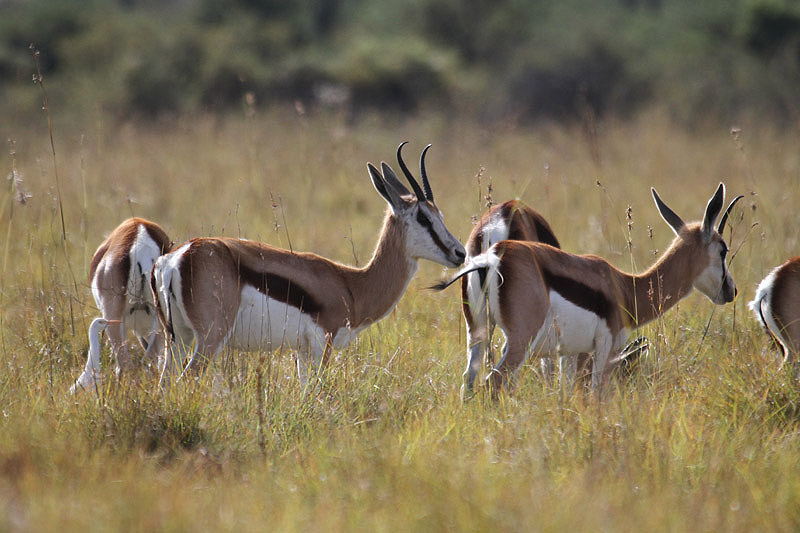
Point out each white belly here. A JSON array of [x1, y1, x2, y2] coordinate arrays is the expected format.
[[531, 291, 609, 356], [231, 285, 326, 353]]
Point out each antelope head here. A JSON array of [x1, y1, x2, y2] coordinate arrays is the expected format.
[[652, 183, 743, 304], [367, 142, 466, 268]]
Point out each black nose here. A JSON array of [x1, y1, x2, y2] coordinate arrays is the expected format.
[[454, 249, 466, 264], [724, 283, 737, 303]]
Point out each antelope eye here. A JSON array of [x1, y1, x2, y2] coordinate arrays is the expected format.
[[720, 244, 728, 260]]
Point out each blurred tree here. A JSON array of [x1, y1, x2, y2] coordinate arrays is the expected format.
[[743, 0, 800, 56], [0, 0, 798, 126]]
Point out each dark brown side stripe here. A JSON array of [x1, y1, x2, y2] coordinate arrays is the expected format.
[[542, 268, 612, 320], [238, 264, 323, 315], [179, 242, 323, 316]]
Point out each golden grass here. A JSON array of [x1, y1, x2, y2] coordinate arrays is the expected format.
[[1, 105, 800, 530]]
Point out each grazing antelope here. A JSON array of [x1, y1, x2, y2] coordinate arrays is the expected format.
[[71, 218, 172, 393], [749, 256, 800, 369], [460, 200, 581, 396], [434, 183, 742, 395], [152, 143, 466, 386]]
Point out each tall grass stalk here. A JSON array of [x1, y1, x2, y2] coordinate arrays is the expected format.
[[30, 45, 79, 336]]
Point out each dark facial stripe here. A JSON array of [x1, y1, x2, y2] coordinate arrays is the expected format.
[[542, 268, 612, 320], [428, 227, 451, 257], [417, 208, 452, 258], [238, 264, 323, 315]]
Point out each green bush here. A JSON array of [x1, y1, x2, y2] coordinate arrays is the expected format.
[[2, 0, 800, 126], [0, 0, 102, 80]]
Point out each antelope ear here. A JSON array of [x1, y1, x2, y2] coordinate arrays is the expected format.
[[368, 163, 403, 213], [380, 162, 412, 197], [652, 187, 685, 236], [701, 183, 725, 243]]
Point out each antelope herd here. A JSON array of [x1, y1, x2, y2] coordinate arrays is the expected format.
[[69, 143, 797, 398]]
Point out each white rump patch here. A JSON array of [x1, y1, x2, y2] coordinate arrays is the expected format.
[[481, 215, 510, 252], [749, 267, 783, 341]]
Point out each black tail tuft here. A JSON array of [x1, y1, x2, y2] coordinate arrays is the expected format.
[[428, 279, 455, 291], [428, 265, 487, 292]]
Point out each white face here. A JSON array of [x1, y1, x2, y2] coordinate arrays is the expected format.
[[694, 238, 736, 304], [405, 202, 466, 268]]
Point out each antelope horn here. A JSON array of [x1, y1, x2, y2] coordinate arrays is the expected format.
[[717, 194, 744, 235], [420, 144, 434, 202], [396, 141, 426, 201]]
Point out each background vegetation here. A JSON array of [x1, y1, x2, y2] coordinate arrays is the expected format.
[[2, 0, 800, 127], [2, 0, 800, 530]]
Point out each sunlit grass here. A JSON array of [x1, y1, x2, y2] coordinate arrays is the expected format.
[[1, 106, 799, 530]]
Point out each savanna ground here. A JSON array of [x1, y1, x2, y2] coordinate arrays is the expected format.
[[2, 103, 800, 531]]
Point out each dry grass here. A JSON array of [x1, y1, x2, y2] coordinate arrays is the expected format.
[[1, 105, 800, 531]]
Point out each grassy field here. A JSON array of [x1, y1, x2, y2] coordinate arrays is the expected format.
[[1, 104, 800, 531]]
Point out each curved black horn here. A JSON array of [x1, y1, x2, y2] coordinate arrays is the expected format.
[[396, 141, 426, 201], [420, 144, 434, 201], [717, 194, 744, 235]]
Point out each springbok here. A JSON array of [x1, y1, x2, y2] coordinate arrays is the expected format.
[[749, 256, 800, 370], [434, 183, 742, 395], [152, 143, 466, 386], [460, 200, 581, 396], [71, 217, 172, 393]]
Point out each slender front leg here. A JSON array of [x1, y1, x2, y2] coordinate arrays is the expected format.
[[297, 333, 332, 392], [539, 357, 555, 384], [591, 332, 615, 392], [558, 354, 577, 390], [576, 352, 593, 386]]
